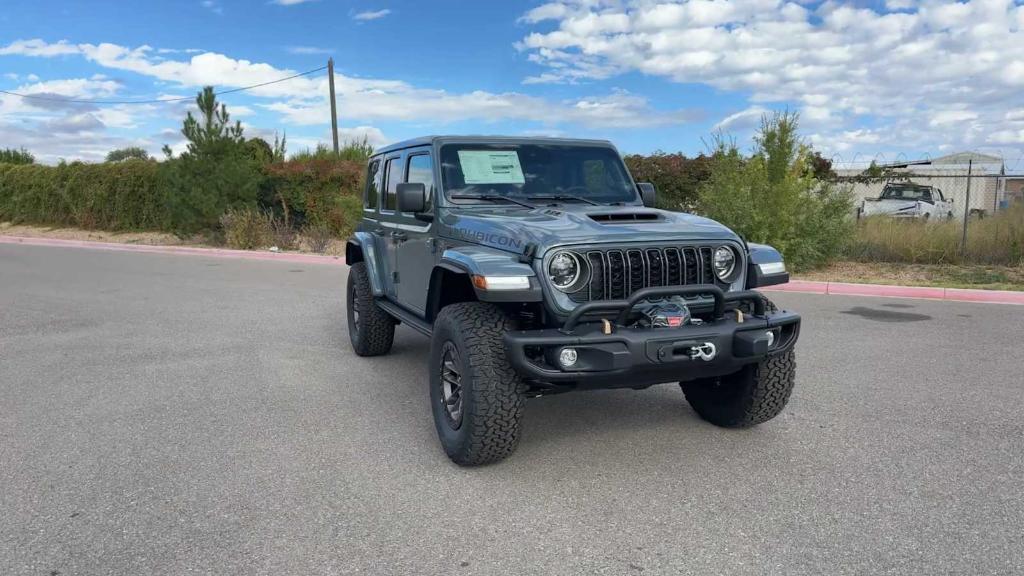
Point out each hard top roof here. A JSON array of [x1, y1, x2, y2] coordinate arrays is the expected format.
[[373, 135, 615, 156]]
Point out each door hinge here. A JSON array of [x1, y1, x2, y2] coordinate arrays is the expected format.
[[392, 271, 400, 283]]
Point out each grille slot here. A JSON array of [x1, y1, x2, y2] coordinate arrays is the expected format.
[[683, 247, 699, 284], [567, 244, 735, 303], [699, 247, 714, 284]]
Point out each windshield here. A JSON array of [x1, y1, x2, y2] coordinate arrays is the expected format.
[[881, 184, 933, 201], [440, 143, 638, 205]]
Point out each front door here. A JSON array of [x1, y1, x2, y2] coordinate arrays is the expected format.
[[393, 150, 436, 314]]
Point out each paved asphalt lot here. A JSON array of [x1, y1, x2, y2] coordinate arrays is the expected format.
[[2, 244, 1022, 576]]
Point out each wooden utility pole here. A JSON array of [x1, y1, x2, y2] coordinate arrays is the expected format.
[[328, 57, 339, 153]]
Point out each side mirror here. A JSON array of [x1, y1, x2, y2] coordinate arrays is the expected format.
[[637, 182, 656, 207], [396, 182, 427, 213]]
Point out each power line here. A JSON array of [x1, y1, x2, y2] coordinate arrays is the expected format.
[[0, 65, 327, 105]]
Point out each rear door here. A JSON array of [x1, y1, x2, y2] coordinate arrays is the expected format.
[[362, 157, 391, 293], [377, 153, 403, 299]]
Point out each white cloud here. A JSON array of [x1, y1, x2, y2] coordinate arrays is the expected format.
[[0, 38, 80, 57], [929, 110, 978, 127], [885, 0, 917, 11], [519, 3, 570, 23], [517, 0, 1024, 158], [263, 88, 695, 129], [988, 129, 1024, 144], [1, 38, 693, 130], [1, 38, 698, 162], [353, 9, 391, 21], [286, 45, 333, 55], [200, 0, 223, 15], [713, 106, 770, 132]]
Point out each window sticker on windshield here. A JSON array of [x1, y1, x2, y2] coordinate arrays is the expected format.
[[457, 150, 525, 184]]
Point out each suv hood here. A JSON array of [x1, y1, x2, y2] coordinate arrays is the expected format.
[[439, 204, 740, 255]]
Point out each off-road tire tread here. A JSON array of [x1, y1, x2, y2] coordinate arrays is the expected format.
[[740, 293, 779, 315], [682, 349, 796, 428], [432, 303, 526, 466], [347, 262, 394, 356]]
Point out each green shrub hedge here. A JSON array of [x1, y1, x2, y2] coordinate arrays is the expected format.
[[262, 157, 364, 236], [0, 160, 168, 231], [0, 156, 366, 238]]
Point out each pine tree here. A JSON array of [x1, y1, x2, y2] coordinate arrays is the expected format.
[[181, 87, 245, 157], [162, 87, 262, 234]]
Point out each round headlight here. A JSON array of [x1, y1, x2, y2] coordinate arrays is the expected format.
[[713, 246, 737, 281], [548, 251, 583, 292]]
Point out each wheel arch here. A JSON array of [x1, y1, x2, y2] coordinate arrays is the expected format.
[[426, 263, 479, 323], [346, 232, 386, 297]]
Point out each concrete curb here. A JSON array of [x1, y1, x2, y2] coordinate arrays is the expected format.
[[0, 235, 345, 266], [4, 234, 1022, 305], [763, 279, 1024, 305]]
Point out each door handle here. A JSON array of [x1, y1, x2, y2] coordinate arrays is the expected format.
[[372, 228, 386, 236], [391, 231, 408, 242]]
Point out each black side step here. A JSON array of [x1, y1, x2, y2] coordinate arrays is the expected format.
[[376, 299, 433, 337]]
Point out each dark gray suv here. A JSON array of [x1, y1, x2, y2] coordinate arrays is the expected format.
[[346, 136, 799, 465]]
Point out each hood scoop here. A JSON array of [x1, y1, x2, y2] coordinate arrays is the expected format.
[[588, 211, 663, 224]]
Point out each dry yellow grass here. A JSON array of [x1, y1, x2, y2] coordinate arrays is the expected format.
[[846, 204, 1024, 266], [0, 221, 347, 257], [0, 222, 189, 246], [797, 261, 1024, 291]]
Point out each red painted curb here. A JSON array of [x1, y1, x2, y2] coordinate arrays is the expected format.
[[763, 279, 1024, 305], [828, 281, 947, 300], [4, 234, 1022, 305], [0, 235, 345, 266], [943, 288, 1024, 305], [758, 280, 827, 294]]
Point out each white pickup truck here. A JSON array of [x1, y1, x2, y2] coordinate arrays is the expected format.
[[860, 183, 954, 221]]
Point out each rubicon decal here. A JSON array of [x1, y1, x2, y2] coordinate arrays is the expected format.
[[450, 227, 523, 250]]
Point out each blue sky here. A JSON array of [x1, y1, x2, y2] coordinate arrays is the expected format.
[[2, 0, 1023, 167]]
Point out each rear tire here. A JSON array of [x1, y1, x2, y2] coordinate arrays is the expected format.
[[681, 350, 796, 428], [429, 302, 526, 466], [346, 262, 395, 356]]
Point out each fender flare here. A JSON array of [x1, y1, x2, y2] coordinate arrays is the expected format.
[[745, 243, 789, 288], [346, 232, 386, 297], [435, 245, 542, 303]]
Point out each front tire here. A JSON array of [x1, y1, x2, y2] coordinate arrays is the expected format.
[[346, 262, 395, 356], [681, 350, 796, 428], [429, 303, 526, 466]]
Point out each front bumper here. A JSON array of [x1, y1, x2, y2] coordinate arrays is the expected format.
[[503, 285, 800, 389]]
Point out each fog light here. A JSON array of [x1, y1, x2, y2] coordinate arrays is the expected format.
[[765, 330, 776, 347], [558, 347, 578, 368]]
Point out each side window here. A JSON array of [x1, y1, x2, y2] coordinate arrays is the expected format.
[[405, 153, 434, 213], [365, 159, 380, 210], [383, 157, 400, 212]]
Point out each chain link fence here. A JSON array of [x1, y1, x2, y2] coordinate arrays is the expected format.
[[828, 154, 1024, 263]]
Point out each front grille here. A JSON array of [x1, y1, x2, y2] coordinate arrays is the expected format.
[[568, 245, 734, 303]]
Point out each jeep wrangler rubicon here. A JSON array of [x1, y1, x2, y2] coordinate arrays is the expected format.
[[345, 136, 799, 466]]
